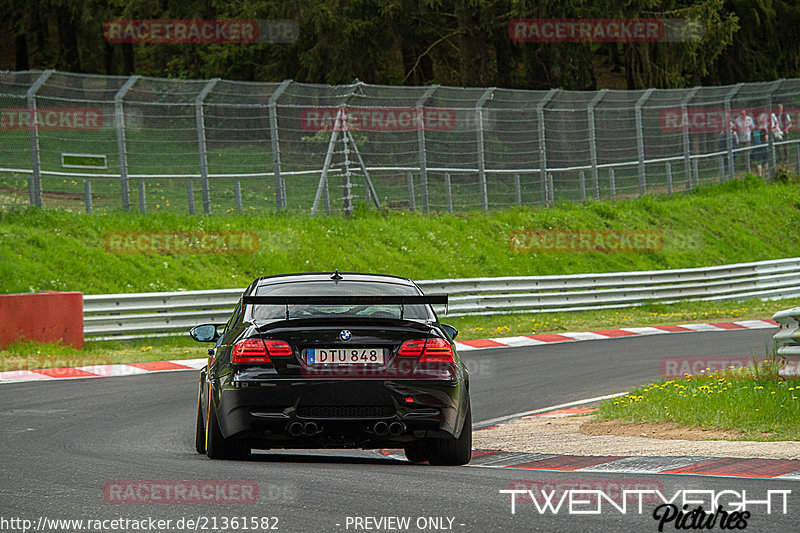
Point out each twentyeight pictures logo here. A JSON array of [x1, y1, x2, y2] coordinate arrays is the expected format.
[[103, 19, 298, 43]]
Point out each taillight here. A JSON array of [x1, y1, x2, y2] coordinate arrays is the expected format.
[[264, 340, 293, 357], [398, 339, 426, 357], [398, 338, 454, 363], [418, 338, 454, 363], [231, 338, 293, 363]]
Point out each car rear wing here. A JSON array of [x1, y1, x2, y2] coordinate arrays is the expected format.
[[242, 295, 448, 320]]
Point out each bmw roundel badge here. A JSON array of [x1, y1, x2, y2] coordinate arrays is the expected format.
[[340, 330, 352, 341]]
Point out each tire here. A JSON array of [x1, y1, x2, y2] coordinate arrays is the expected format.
[[425, 405, 472, 466], [194, 375, 206, 454], [205, 389, 249, 460], [404, 443, 428, 463]]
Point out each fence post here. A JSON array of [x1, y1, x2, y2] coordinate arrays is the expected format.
[[665, 162, 672, 195], [138, 180, 146, 214], [718, 157, 724, 182], [723, 83, 743, 181], [311, 108, 342, 215], [766, 79, 784, 179], [547, 172, 555, 206], [444, 173, 453, 213], [84, 180, 92, 214], [114, 75, 140, 211], [342, 130, 353, 216], [187, 179, 195, 215], [234, 179, 243, 214], [635, 88, 655, 196], [195, 78, 219, 216], [475, 87, 495, 211], [407, 173, 416, 212], [26, 69, 54, 208], [609, 168, 616, 199], [268, 79, 292, 210], [416, 85, 438, 213], [514, 173, 521, 205], [579, 170, 586, 202], [681, 86, 700, 190], [537, 89, 558, 207], [693, 158, 699, 186], [587, 88, 607, 200], [796, 144, 800, 174]]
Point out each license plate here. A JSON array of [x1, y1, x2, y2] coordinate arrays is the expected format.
[[306, 348, 385, 365]]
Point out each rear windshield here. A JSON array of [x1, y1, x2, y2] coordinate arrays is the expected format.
[[250, 280, 434, 321]]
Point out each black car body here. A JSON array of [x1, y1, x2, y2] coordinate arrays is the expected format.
[[191, 272, 471, 465]]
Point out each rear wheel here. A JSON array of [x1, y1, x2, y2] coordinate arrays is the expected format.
[[404, 443, 428, 463], [205, 389, 249, 460], [425, 405, 472, 466], [194, 375, 206, 454]]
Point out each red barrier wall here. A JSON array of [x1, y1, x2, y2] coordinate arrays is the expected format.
[[0, 292, 84, 349]]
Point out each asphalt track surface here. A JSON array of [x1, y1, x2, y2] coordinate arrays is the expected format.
[[2, 328, 797, 532]]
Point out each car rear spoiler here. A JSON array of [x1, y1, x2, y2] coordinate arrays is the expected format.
[[243, 296, 447, 305], [242, 295, 448, 320]]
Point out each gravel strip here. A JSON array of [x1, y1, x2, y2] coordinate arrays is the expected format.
[[473, 415, 800, 460]]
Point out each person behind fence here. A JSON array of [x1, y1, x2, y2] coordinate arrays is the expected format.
[[752, 113, 770, 177], [733, 109, 755, 171], [718, 118, 736, 175], [777, 104, 793, 163]]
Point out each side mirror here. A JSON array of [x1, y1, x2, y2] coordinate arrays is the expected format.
[[190, 324, 219, 343], [441, 324, 458, 340]]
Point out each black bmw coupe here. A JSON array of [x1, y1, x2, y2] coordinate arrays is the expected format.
[[190, 271, 472, 465]]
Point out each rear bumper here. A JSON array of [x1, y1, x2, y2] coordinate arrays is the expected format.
[[213, 377, 468, 448]]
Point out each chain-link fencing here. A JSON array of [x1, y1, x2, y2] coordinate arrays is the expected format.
[[2, 70, 799, 215]]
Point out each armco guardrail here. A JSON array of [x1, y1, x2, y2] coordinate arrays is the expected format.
[[83, 257, 800, 339], [772, 306, 800, 377]]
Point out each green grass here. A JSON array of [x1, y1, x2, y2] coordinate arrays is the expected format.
[[2, 173, 800, 295], [2, 173, 800, 367], [594, 362, 800, 441]]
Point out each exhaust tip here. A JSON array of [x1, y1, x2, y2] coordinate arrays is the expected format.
[[373, 421, 389, 436], [303, 422, 318, 435], [287, 422, 304, 437], [388, 422, 406, 437]]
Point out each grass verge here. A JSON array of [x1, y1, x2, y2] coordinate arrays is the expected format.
[[2, 174, 799, 369], [2, 174, 800, 295], [594, 361, 800, 441], [1, 295, 793, 371]]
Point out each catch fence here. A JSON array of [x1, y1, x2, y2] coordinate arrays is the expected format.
[[2, 70, 799, 215]]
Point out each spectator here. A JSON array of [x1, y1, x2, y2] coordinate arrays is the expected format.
[[752, 113, 770, 176], [733, 109, 755, 172], [777, 104, 792, 163], [718, 118, 736, 176]]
